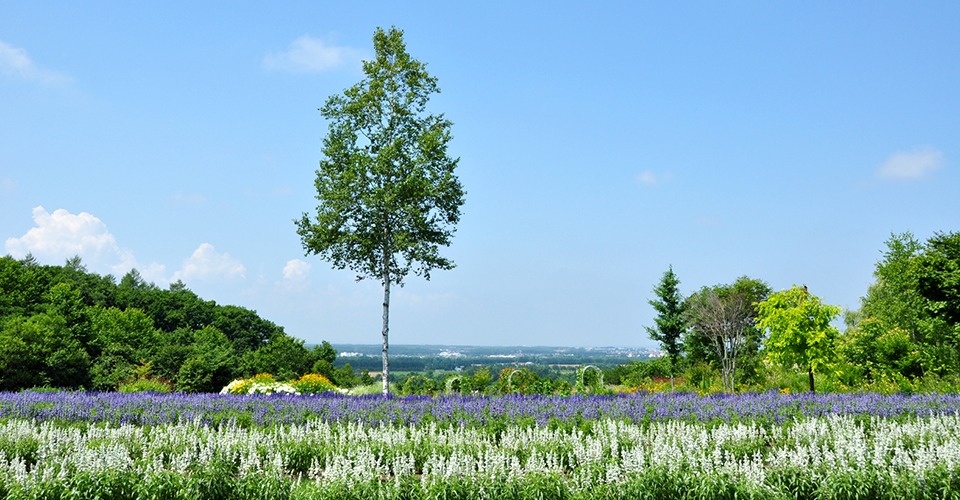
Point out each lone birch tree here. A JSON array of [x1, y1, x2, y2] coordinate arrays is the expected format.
[[296, 27, 464, 395]]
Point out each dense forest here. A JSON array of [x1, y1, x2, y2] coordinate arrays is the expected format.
[[0, 255, 366, 392]]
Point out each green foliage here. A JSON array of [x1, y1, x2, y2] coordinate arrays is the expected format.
[[465, 367, 493, 393], [401, 374, 440, 395], [854, 231, 960, 378], [240, 333, 312, 381], [176, 326, 236, 393], [0, 255, 44, 318], [0, 311, 91, 390], [842, 318, 924, 381], [684, 361, 722, 394], [757, 285, 842, 392], [213, 304, 284, 353], [118, 377, 173, 393], [118, 360, 173, 393], [0, 318, 42, 390], [314, 340, 337, 364], [333, 363, 361, 388], [311, 358, 336, 381], [152, 331, 194, 382], [493, 367, 571, 395], [291, 373, 337, 394], [296, 26, 465, 395], [295, 26, 464, 286], [605, 358, 674, 388], [90, 353, 136, 390], [0, 255, 333, 394], [310, 341, 364, 387], [915, 231, 960, 326], [684, 277, 770, 392], [860, 233, 925, 339], [438, 368, 493, 395], [646, 266, 686, 384], [90, 305, 160, 360]]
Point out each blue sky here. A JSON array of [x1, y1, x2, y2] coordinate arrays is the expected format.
[[2, 2, 958, 348]]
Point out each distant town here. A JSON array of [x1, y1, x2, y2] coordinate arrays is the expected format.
[[326, 344, 659, 373]]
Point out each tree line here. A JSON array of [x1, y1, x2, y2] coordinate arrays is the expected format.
[[0, 255, 367, 392], [643, 231, 960, 393]]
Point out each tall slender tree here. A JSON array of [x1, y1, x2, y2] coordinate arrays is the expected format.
[[296, 27, 464, 395], [646, 266, 685, 389]]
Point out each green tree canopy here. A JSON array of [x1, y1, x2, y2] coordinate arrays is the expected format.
[[684, 277, 770, 392], [854, 231, 960, 377], [645, 266, 685, 388], [756, 285, 842, 392], [296, 26, 465, 394], [858, 232, 925, 341], [240, 333, 313, 381], [0, 255, 316, 392]]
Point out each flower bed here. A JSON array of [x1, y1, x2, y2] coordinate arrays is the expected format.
[[2, 390, 960, 427], [221, 373, 338, 396], [1, 391, 959, 498]]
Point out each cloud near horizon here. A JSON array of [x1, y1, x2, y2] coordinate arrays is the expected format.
[[4, 206, 138, 274], [877, 147, 944, 180], [262, 35, 363, 73], [4, 207, 248, 287], [172, 243, 246, 283], [0, 40, 72, 85]]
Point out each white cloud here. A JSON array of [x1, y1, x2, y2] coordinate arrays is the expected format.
[[4, 206, 253, 290], [262, 35, 363, 73], [283, 259, 311, 281], [877, 147, 944, 180], [173, 243, 246, 282], [0, 40, 72, 85], [635, 170, 672, 185], [4, 206, 136, 272]]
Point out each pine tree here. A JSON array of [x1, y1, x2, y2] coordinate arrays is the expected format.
[[646, 266, 686, 389]]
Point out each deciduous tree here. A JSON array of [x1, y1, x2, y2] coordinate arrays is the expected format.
[[296, 27, 464, 394], [756, 285, 842, 392], [684, 277, 769, 393]]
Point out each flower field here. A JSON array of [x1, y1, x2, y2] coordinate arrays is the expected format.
[[2, 392, 960, 499]]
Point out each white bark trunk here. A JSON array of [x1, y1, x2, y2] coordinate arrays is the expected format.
[[381, 265, 390, 396]]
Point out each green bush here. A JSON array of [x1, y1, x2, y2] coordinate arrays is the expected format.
[[291, 373, 337, 394], [118, 377, 173, 393]]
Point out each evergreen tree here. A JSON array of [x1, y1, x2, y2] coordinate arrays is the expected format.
[[646, 266, 686, 389]]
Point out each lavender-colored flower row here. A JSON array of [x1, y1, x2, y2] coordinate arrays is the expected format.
[[1, 391, 959, 427]]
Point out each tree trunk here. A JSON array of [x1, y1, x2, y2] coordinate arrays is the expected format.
[[808, 366, 815, 393], [668, 355, 675, 391], [381, 250, 391, 396], [730, 355, 737, 393]]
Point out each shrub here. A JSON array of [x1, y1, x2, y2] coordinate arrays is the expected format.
[[292, 373, 337, 395], [118, 377, 173, 393]]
